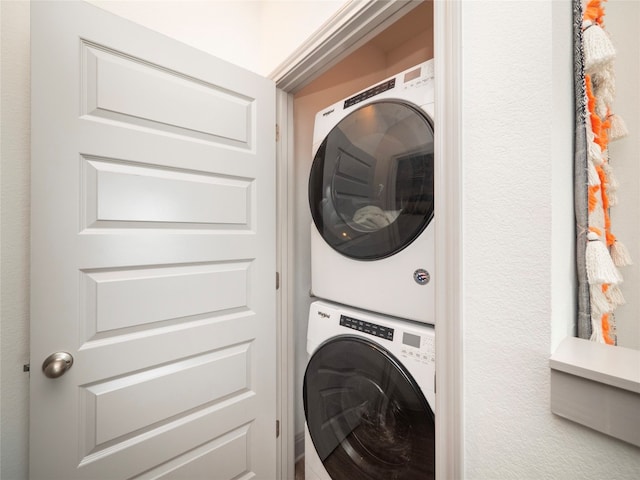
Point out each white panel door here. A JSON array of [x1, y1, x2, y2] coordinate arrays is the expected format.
[[29, 1, 276, 479]]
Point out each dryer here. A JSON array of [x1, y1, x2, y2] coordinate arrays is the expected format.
[[309, 60, 435, 324], [304, 300, 435, 480]]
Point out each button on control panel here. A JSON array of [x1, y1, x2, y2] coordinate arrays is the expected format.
[[339, 315, 394, 341]]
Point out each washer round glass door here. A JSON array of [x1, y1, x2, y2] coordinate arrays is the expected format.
[[309, 101, 434, 260], [303, 336, 435, 480]]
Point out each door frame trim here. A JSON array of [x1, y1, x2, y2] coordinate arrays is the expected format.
[[433, 1, 464, 478], [272, 0, 464, 478], [271, 0, 422, 93], [275, 89, 296, 480]]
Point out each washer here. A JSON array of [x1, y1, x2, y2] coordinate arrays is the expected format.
[[304, 300, 435, 480], [309, 60, 435, 324]]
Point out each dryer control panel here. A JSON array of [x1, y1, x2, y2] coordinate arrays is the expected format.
[[314, 59, 435, 140], [343, 79, 396, 108]]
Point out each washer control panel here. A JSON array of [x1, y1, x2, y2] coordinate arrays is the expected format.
[[337, 313, 435, 366], [309, 301, 435, 404], [400, 331, 435, 365], [340, 315, 394, 341]]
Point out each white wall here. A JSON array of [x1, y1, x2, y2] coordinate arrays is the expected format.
[[461, 1, 640, 478], [259, 0, 347, 76], [551, 0, 577, 351], [607, 0, 640, 350], [88, 0, 347, 77], [1, 2, 31, 478], [88, 0, 261, 72]]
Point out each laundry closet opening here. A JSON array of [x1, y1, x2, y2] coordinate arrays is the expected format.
[[290, 0, 434, 468]]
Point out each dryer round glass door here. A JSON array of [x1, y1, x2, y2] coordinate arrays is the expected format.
[[309, 101, 434, 260], [303, 336, 435, 480]]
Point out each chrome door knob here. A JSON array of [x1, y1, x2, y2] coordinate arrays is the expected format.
[[42, 352, 74, 379]]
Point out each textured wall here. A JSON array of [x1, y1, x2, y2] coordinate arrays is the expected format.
[[461, 1, 640, 478], [1, 2, 31, 479]]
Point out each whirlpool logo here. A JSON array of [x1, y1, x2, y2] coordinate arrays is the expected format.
[[414, 268, 431, 285], [317, 311, 330, 319], [322, 108, 334, 117]]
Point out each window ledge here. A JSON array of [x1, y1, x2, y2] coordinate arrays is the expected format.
[[550, 336, 640, 448]]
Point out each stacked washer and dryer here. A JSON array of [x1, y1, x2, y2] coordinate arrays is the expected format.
[[303, 60, 437, 480]]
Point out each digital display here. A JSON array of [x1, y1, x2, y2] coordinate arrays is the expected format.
[[403, 332, 421, 348], [404, 67, 421, 82]]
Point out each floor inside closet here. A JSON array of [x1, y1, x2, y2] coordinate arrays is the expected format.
[[295, 458, 304, 480]]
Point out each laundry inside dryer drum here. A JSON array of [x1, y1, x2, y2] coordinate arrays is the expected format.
[[309, 101, 434, 260], [303, 336, 435, 480]]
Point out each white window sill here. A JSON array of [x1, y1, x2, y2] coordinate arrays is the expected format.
[[550, 336, 640, 447]]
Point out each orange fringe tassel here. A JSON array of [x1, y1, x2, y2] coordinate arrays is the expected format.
[[588, 185, 600, 212], [586, 76, 608, 150], [601, 313, 615, 345], [585, 0, 619, 346], [586, 75, 596, 114], [604, 206, 612, 240], [600, 116, 611, 147], [584, 0, 607, 25]]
